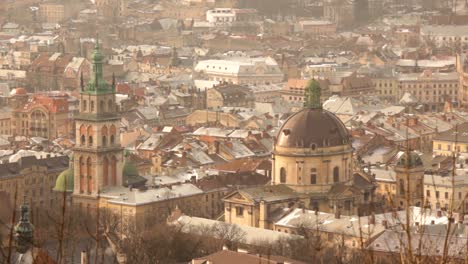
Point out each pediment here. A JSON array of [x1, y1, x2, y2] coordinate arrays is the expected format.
[[224, 191, 252, 203]]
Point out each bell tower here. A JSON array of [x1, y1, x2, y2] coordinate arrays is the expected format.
[[72, 40, 123, 205], [395, 151, 424, 208]]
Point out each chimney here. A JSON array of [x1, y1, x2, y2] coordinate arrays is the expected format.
[[415, 222, 421, 232], [81, 251, 88, 264], [382, 220, 388, 229], [369, 213, 375, 225]]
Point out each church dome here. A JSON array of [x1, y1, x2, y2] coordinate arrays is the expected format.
[[276, 108, 350, 149], [54, 168, 74, 192], [397, 151, 423, 168], [123, 160, 139, 178], [122, 155, 147, 188]]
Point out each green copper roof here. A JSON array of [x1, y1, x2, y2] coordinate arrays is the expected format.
[[122, 159, 147, 187], [169, 46, 180, 67], [397, 151, 423, 168], [15, 202, 34, 254], [54, 168, 74, 192], [82, 39, 115, 94], [304, 79, 322, 109], [123, 160, 138, 177]]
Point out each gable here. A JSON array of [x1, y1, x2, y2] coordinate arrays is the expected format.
[[223, 191, 254, 204]]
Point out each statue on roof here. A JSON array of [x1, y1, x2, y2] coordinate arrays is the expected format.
[[304, 79, 322, 109]]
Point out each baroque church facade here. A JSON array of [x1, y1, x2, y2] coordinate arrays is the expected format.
[[223, 80, 377, 229]]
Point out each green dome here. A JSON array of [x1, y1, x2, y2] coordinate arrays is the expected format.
[[397, 152, 423, 168], [122, 160, 147, 187], [54, 168, 74, 192], [123, 161, 138, 177]]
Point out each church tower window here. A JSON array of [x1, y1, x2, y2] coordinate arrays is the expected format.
[[87, 126, 93, 146], [280, 167, 286, 183], [333, 166, 339, 183], [103, 157, 109, 186], [86, 157, 93, 194], [108, 99, 113, 112], [102, 126, 108, 146]]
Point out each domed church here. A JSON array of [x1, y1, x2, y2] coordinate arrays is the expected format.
[[223, 80, 376, 229]]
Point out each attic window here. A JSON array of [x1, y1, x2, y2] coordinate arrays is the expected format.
[[311, 143, 316, 150]]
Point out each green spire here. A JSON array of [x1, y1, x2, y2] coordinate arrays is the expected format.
[[304, 79, 322, 109], [170, 46, 180, 67], [84, 38, 111, 94], [15, 201, 34, 254]]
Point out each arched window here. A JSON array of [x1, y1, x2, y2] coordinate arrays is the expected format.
[[30, 110, 47, 137], [82, 100, 87, 111], [399, 179, 405, 194], [100, 100, 104, 112], [79, 156, 84, 193], [111, 155, 117, 185], [87, 126, 93, 146], [80, 125, 86, 145], [110, 125, 116, 144], [280, 167, 286, 183], [86, 157, 93, 193], [103, 157, 109, 186], [333, 166, 339, 183], [102, 126, 108, 146]]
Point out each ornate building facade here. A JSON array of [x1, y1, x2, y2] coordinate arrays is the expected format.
[[224, 80, 376, 229]]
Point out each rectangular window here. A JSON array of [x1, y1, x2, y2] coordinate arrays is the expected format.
[[426, 190, 430, 197], [310, 168, 317, 184], [436, 191, 440, 198], [459, 192, 462, 200], [438, 144, 441, 150], [448, 145, 451, 151], [344, 200, 351, 210], [445, 192, 449, 199], [235, 207, 244, 217]]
